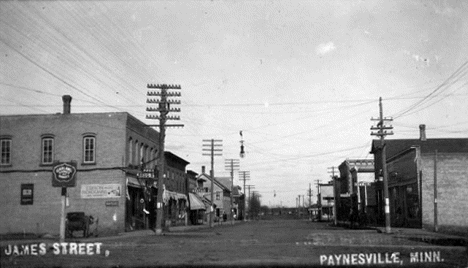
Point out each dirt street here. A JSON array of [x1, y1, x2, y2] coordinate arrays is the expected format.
[[1, 219, 467, 267]]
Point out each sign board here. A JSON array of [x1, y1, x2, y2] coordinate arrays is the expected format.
[[20, 184, 34, 205], [105, 201, 119, 207], [137, 169, 155, 179], [52, 162, 77, 187], [81, 184, 121, 199]]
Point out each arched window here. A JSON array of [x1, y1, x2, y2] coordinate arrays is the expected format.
[[140, 143, 144, 166], [149, 148, 154, 169], [145, 145, 149, 168], [134, 140, 139, 166], [128, 137, 133, 166]]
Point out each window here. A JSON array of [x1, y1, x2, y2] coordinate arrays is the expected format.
[[83, 135, 96, 164], [41, 137, 54, 164], [140, 143, 144, 166], [1, 138, 11, 165], [149, 148, 153, 169], [216, 191, 220, 200], [134, 140, 139, 166], [128, 138, 133, 166]]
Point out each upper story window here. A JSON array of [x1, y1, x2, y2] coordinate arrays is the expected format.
[[1, 138, 12, 166], [83, 134, 96, 164], [41, 136, 54, 165], [128, 137, 133, 166], [134, 140, 139, 166]]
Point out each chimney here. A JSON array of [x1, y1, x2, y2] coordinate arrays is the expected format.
[[201, 166, 205, 174], [62, 95, 72, 114], [419, 124, 426, 141]]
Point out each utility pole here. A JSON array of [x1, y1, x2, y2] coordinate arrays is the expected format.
[[225, 159, 240, 223], [239, 171, 250, 221], [434, 150, 438, 232], [297, 195, 301, 215], [202, 139, 223, 228], [328, 166, 338, 226], [252, 191, 260, 219], [147, 84, 182, 235], [371, 97, 394, 234], [316, 180, 321, 221]]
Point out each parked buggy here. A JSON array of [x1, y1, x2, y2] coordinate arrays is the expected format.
[[65, 212, 98, 238]]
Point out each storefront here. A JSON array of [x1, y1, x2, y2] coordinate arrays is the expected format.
[[163, 190, 188, 227], [125, 177, 157, 231], [188, 193, 206, 225]]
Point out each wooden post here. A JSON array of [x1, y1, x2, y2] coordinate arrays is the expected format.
[[434, 150, 438, 232], [60, 187, 67, 242]]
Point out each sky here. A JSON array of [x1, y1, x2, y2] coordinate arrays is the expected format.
[[1, 0, 468, 208]]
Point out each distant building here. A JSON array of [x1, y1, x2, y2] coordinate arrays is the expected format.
[[196, 167, 232, 221], [318, 182, 334, 221], [336, 159, 375, 223], [370, 125, 468, 235]]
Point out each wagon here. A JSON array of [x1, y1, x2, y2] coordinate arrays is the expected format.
[[66, 212, 96, 238]]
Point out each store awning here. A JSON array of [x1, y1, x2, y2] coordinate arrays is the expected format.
[[126, 177, 157, 188], [163, 190, 187, 204], [127, 177, 143, 188], [189, 193, 206, 210]]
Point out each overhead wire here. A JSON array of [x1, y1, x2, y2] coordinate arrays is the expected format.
[[31, 3, 145, 107], [392, 60, 468, 119]]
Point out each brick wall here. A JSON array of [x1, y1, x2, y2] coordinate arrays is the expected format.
[[0, 113, 129, 235], [421, 153, 468, 235]]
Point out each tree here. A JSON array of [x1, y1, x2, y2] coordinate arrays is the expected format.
[[249, 192, 261, 219]]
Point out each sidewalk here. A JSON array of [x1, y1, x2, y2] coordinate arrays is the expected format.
[[332, 219, 467, 246], [0, 220, 242, 245], [373, 226, 468, 247]]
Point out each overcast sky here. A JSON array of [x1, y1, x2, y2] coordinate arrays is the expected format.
[[1, 0, 468, 207]]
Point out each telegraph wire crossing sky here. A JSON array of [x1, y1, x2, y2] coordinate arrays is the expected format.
[[1, 1, 468, 207]]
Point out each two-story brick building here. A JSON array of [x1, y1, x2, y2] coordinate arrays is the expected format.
[[0, 95, 188, 236]]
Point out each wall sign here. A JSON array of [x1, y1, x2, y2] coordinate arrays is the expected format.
[[81, 184, 121, 199], [105, 201, 119, 207], [21, 184, 34, 205], [52, 162, 77, 187]]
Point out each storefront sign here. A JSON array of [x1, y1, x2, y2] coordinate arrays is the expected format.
[[137, 169, 155, 179], [105, 201, 119, 207], [20, 184, 34, 205], [81, 184, 121, 199], [52, 162, 77, 187]]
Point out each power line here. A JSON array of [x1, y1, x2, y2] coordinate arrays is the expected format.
[[392, 60, 468, 119]]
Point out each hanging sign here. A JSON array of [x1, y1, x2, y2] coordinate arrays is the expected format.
[[52, 162, 77, 187]]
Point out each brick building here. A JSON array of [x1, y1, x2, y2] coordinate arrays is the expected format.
[[0, 95, 188, 236], [371, 127, 468, 234]]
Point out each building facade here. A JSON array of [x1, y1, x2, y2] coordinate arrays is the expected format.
[[195, 167, 232, 221], [0, 96, 189, 236], [371, 133, 468, 235]]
